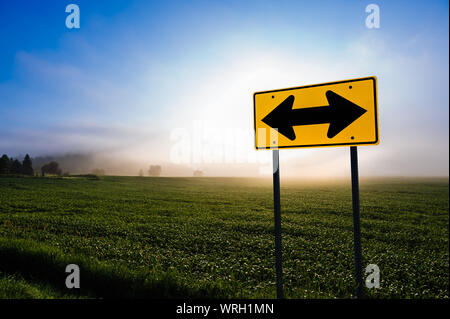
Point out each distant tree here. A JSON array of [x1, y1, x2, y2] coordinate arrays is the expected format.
[[0, 154, 11, 174], [41, 161, 62, 176], [148, 165, 162, 177], [138, 169, 144, 177], [22, 154, 34, 176], [10, 159, 23, 174], [91, 168, 105, 176], [193, 170, 203, 177]]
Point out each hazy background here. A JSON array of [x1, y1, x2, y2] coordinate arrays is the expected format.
[[0, 0, 448, 177]]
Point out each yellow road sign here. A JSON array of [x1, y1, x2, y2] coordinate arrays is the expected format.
[[253, 77, 379, 149]]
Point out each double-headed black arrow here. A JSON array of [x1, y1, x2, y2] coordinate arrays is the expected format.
[[262, 90, 367, 140]]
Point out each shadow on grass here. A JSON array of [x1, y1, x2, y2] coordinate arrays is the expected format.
[[0, 238, 231, 299]]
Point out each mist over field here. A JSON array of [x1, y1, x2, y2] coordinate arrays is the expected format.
[[28, 152, 268, 177], [21, 146, 448, 178]]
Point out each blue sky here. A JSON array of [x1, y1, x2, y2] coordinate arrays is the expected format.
[[0, 0, 448, 176]]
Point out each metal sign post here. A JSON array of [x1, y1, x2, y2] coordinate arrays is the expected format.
[[350, 146, 364, 298], [272, 150, 283, 299]]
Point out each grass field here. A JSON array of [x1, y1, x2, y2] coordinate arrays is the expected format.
[[0, 176, 448, 299]]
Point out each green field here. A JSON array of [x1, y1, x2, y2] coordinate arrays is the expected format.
[[0, 176, 448, 299]]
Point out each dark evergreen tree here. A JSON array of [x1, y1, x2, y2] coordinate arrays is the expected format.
[[0, 154, 10, 174], [10, 159, 22, 174], [22, 154, 34, 176]]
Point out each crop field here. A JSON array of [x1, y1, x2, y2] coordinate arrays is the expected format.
[[0, 176, 448, 299]]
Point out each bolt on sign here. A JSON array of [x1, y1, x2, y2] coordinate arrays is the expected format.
[[253, 77, 379, 149]]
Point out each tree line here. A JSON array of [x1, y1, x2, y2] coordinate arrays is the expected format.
[[0, 154, 65, 176], [1, 153, 167, 177], [0, 154, 34, 175]]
